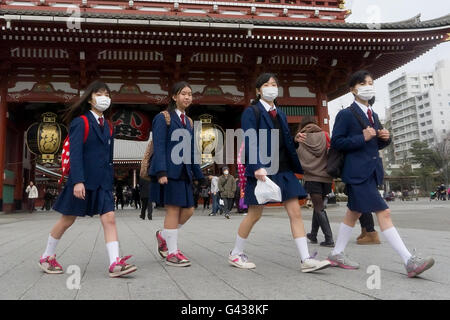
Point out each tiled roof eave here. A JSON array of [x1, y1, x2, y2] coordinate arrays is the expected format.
[[1, 9, 449, 31]]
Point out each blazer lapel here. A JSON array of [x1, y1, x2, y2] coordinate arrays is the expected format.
[[351, 102, 371, 128], [170, 110, 183, 129], [86, 111, 106, 144], [257, 102, 274, 129]]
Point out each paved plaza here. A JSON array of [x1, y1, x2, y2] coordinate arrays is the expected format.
[[0, 199, 449, 300]]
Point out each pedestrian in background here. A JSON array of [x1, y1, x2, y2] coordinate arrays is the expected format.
[[200, 181, 211, 211], [132, 185, 141, 209], [25, 181, 39, 213], [218, 166, 236, 219], [139, 177, 152, 220], [296, 116, 334, 247], [209, 175, 220, 216]]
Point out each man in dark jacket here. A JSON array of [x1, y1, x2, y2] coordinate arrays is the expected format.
[[218, 166, 236, 219], [139, 177, 152, 220]]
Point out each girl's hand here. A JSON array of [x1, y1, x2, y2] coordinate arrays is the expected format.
[[377, 129, 390, 141], [158, 177, 168, 184], [295, 132, 306, 144], [74, 183, 85, 200], [254, 168, 267, 182]]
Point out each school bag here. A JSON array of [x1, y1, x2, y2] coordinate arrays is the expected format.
[[140, 110, 193, 179], [59, 115, 113, 184]]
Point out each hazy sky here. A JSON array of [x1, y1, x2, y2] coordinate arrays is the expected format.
[[328, 0, 450, 129]]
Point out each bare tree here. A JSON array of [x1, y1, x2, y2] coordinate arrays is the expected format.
[[433, 132, 450, 186]]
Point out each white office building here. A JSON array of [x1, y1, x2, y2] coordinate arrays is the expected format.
[[388, 59, 450, 164]]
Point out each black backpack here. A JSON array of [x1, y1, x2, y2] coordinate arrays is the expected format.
[[326, 105, 380, 178]]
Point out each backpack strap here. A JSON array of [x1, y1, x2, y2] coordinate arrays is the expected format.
[[80, 115, 89, 143], [187, 116, 194, 128], [106, 119, 114, 136], [349, 105, 368, 130], [160, 110, 171, 126]]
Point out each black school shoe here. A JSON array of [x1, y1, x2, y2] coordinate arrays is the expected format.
[[307, 233, 318, 244], [320, 240, 335, 247]]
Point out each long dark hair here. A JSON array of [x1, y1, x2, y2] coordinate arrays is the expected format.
[[348, 70, 375, 106], [62, 80, 111, 125], [167, 81, 192, 112], [251, 73, 280, 105]]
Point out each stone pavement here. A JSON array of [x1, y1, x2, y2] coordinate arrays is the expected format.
[[0, 199, 449, 300]]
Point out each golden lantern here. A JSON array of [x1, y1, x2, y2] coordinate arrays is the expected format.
[[26, 112, 68, 164], [195, 114, 224, 166]]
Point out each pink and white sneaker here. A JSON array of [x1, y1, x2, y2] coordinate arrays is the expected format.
[[38, 255, 64, 274], [109, 255, 137, 278], [156, 230, 168, 258], [166, 250, 191, 267]]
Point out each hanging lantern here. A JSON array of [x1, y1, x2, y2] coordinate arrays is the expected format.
[[112, 108, 150, 141], [195, 114, 224, 166], [26, 112, 68, 164]]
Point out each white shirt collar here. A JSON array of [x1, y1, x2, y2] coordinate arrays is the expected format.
[[259, 99, 276, 112], [175, 108, 186, 121], [354, 100, 373, 119], [90, 110, 103, 124]]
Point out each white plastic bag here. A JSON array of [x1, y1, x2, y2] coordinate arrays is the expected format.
[[219, 199, 224, 206], [255, 177, 282, 204]]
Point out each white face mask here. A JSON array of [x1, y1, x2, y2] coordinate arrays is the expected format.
[[261, 87, 278, 101], [94, 96, 111, 112], [356, 85, 376, 101], [224, 170, 229, 175]]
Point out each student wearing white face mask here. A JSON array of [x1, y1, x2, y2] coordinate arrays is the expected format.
[[328, 70, 434, 278], [228, 73, 331, 273], [39, 80, 137, 278]]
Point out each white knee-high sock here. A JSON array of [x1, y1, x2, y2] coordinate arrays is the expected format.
[[42, 234, 60, 259], [382, 227, 412, 264], [231, 234, 247, 256], [106, 241, 120, 265], [332, 223, 354, 255], [164, 229, 178, 254], [294, 237, 310, 262]]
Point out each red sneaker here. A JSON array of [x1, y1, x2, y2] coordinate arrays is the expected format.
[[38, 255, 64, 274], [156, 230, 168, 258], [109, 255, 137, 278]]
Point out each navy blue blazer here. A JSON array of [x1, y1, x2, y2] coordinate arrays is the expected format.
[[67, 111, 114, 191], [331, 102, 391, 185], [149, 110, 204, 181], [241, 101, 303, 177]]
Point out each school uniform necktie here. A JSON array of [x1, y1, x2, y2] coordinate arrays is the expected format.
[[367, 108, 374, 127], [99, 117, 104, 130], [180, 113, 186, 127], [269, 108, 277, 119]]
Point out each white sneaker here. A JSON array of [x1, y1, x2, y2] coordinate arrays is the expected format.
[[228, 252, 256, 269], [301, 254, 331, 273]]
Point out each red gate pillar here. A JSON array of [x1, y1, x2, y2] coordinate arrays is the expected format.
[[0, 80, 7, 211]]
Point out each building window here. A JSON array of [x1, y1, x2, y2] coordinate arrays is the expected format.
[[442, 120, 445, 124], [441, 111, 444, 115], [426, 111, 431, 116]]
